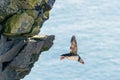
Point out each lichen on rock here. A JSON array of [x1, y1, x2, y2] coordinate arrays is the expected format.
[[4, 13, 34, 36], [0, 0, 55, 37]]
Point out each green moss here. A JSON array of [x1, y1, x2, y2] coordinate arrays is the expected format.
[[24, 16, 43, 36], [3, 14, 21, 36], [3, 13, 34, 36], [15, 0, 31, 9], [35, 16, 44, 26], [23, 25, 40, 37], [28, 0, 42, 8], [41, 47, 49, 52], [16, 69, 29, 79], [2, 0, 54, 37], [23, 17, 43, 37], [45, 0, 48, 3], [5, 13, 21, 33], [9, 0, 18, 12], [10, 0, 42, 9], [25, 10, 39, 19], [43, 11, 50, 19], [30, 26, 40, 35]]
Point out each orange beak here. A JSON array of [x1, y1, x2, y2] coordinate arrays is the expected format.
[[81, 61, 84, 64]]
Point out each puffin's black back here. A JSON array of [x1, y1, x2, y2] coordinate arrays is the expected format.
[[61, 53, 77, 56]]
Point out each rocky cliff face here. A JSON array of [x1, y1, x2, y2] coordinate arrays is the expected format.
[[0, 0, 55, 80]]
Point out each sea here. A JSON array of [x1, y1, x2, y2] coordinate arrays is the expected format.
[[22, 0, 120, 80]]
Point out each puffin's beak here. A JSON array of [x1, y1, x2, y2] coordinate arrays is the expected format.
[[60, 56, 65, 60], [81, 61, 84, 64], [80, 59, 84, 64]]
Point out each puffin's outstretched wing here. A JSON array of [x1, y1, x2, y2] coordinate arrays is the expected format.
[[70, 35, 78, 54]]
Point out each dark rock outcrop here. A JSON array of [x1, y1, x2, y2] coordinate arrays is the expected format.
[[0, 35, 55, 80], [0, 0, 55, 80]]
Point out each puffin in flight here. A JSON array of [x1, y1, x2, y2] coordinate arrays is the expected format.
[[60, 35, 84, 64]]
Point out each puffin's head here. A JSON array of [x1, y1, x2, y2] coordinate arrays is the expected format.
[[79, 58, 84, 64]]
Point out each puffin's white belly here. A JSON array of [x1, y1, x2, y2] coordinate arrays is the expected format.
[[66, 56, 79, 61]]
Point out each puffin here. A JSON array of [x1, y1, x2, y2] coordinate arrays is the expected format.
[[60, 35, 84, 64]]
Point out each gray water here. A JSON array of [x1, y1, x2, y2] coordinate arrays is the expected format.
[[22, 0, 120, 80]]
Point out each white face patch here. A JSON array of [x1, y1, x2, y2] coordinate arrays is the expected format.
[[80, 58, 83, 62], [66, 56, 79, 61]]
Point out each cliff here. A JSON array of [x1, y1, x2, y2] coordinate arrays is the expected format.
[[0, 0, 55, 80]]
